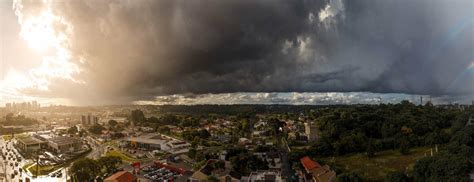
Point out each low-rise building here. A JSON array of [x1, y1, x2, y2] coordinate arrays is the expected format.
[[47, 136, 82, 154], [104, 171, 137, 182], [254, 152, 281, 169], [125, 134, 168, 150], [16, 136, 47, 153], [124, 134, 191, 154], [304, 122, 318, 142], [188, 160, 239, 182], [247, 170, 284, 182], [300, 156, 336, 182]]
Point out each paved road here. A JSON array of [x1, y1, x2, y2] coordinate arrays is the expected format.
[[0, 138, 67, 182], [86, 137, 105, 159], [279, 138, 292, 180]]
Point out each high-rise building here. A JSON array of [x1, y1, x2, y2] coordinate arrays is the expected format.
[[81, 114, 99, 125], [87, 115, 91, 125], [81, 115, 87, 125], [304, 121, 318, 142], [4, 101, 40, 111]]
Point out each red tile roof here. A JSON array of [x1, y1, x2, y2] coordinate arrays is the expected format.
[[105, 171, 137, 182], [300, 156, 321, 172]]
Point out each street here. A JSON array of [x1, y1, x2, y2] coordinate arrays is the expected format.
[[0, 138, 67, 182]]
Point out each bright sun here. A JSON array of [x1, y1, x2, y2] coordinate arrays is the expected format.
[[19, 10, 58, 52], [1, 0, 82, 95]]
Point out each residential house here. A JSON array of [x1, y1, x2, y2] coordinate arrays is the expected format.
[[104, 171, 137, 182], [300, 156, 336, 182]]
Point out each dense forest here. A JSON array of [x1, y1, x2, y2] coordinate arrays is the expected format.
[[0, 113, 39, 126], [289, 101, 473, 181]]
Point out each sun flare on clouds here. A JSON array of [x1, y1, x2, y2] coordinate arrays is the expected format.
[[1, 0, 82, 104]]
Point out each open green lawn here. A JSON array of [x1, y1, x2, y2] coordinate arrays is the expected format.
[[26, 164, 58, 176], [321, 147, 432, 181], [2, 135, 13, 141], [3, 133, 28, 141], [105, 150, 139, 163], [22, 162, 34, 172]]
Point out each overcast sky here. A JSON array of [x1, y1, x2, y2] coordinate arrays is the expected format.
[[1, 0, 473, 105]]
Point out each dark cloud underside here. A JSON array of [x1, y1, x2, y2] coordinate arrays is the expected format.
[[10, 0, 474, 104]]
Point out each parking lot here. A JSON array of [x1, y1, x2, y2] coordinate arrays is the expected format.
[[141, 164, 183, 182]]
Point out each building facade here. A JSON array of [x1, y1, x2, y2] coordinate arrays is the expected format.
[[81, 114, 99, 125], [304, 121, 318, 142], [47, 136, 82, 154], [16, 136, 47, 153]]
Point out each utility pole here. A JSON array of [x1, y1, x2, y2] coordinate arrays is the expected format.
[[35, 151, 39, 178]]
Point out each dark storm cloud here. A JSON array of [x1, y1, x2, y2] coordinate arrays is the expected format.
[[17, 0, 473, 103]]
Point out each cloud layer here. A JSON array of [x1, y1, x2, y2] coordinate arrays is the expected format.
[[2, 0, 474, 105], [134, 92, 464, 105]]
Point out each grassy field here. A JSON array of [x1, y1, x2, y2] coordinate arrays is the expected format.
[[22, 162, 34, 172], [3, 133, 28, 141], [105, 150, 139, 163], [321, 147, 432, 181], [26, 164, 58, 176], [2, 135, 13, 141]]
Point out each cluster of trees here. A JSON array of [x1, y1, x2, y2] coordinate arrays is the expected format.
[[130, 110, 200, 128], [1, 113, 39, 126], [65, 126, 86, 137], [412, 126, 473, 181], [182, 129, 211, 141], [131, 110, 179, 125], [226, 147, 269, 175], [288, 101, 473, 180], [107, 120, 126, 136], [88, 124, 105, 135], [309, 101, 467, 156], [70, 156, 122, 181]]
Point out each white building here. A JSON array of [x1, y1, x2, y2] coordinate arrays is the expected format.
[[304, 121, 318, 142], [247, 170, 284, 182], [124, 134, 190, 154]]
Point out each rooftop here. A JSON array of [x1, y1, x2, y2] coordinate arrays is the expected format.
[[17, 136, 45, 145], [125, 134, 169, 145], [104, 171, 137, 182], [49, 136, 81, 145], [248, 170, 282, 182], [300, 156, 321, 172]]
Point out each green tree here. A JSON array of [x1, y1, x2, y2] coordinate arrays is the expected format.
[[67, 126, 78, 135], [188, 148, 197, 159], [108, 120, 118, 128], [160, 114, 179, 125], [385, 171, 408, 182], [366, 139, 376, 157], [337, 172, 363, 182], [399, 138, 410, 155], [97, 156, 122, 174], [208, 175, 219, 182], [70, 158, 101, 182], [88, 124, 105, 134]]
